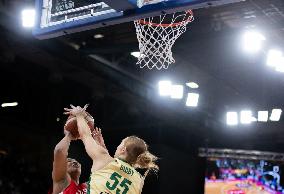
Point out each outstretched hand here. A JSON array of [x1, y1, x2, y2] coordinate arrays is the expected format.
[[92, 127, 103, 143], [92, 127, 107, 150], [64, 104, 88, 117]]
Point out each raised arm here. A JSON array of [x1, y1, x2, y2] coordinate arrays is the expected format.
[[76, 114, 109, 160], [64, 105, 111, 162], [52, 132, 73, 193]]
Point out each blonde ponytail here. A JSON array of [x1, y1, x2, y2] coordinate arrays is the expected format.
[[124, 136, 159, 177], [135, 151, 159, 179], [135, 151, 158, 169]]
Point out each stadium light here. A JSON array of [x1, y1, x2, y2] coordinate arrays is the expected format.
[[186, 82, 199, 89], [1, 102, 18, 107], [270, 109, 282, 121], [158, 81, 172, 96], [94, 34, 104, 39], [258, 111, 268, 122], [251, 117, 257, 122], [226, 112, 238, 126], [131, 52, 141, 58], [22, 9, 35, 28], [170, 85, 184, 99], [186, 93, 199, 107], [275, 57, 284, 72], [266, 49, 283, 67], [243, 31, 265, 53], [240, 110, 252, 124]]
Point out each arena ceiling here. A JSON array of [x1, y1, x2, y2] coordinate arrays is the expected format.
[[1, 0, 284, 154]]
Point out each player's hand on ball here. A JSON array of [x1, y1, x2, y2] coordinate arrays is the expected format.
[[64, 104, 95, 139], [64, 104, 88, 117]]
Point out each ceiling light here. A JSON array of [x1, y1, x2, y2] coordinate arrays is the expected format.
[[243, 31, 265, 53], [258, 111, 268, 122], [186, 93, 199, 107], [267, 49, 283, 67], [170, 85, 184, 99], [131, 52, 141, 58], [22, 9, 35, 28], [275, 57, 284, 72], [94, 34, 104, 39], [158, 81, 172, 96], [270, 109, 282, 121], [226, 112, 238, 126], [186, 82, 199, 89], [251, 117, 257, 122], [240, 110, 252, 124], [1, 102, 18, 107]]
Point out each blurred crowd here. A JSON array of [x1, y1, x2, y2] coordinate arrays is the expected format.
[[0, 152, 49, 194]]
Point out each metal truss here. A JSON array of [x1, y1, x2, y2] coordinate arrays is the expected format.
[[199, 148, 284, 162]]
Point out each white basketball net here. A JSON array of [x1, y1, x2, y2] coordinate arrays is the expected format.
[[134, 10, 194, 70]]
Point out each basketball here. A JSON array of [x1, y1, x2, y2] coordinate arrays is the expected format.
[[64, 112, 94, 138]]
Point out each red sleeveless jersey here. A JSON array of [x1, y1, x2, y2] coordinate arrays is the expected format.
[[48, 180, 87, 194]]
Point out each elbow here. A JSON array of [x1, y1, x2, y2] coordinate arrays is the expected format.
[[54, 145, 67, 156]]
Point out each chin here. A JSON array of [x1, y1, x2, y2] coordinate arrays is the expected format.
[[70, 168, 80, 174], [74, 168, 81, 173]]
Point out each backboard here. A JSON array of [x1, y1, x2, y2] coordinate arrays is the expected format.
[[33, 0, 244, 39]]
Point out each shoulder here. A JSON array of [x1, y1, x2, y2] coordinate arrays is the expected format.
[[81, 182, 88, 188], [52, 179, 71, 194], [92, 156, 115, 172], [64, 180, 83, 191]]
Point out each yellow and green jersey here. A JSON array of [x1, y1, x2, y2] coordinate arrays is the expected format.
[[87, 158, 143, 194]]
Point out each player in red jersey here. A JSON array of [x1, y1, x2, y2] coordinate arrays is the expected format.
[[49, 126, 106, 194]]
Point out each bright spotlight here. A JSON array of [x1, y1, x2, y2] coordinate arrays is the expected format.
[[266, 49, 283, 67], [270, 109, 282, 121], [251, 117, 257, 122], [158, 81, 172, 96], [240, 110, 252, 124], [1, 102, 18, 107], [275, 57, 284, 72], [258, 111, 268, 122], [94, 34, 104, 39], [131, 52, 141, 58], [243, 31, 265, 53], [22, 9, 35, 28], [186, 82, 199, 89], [170, 85, 184, 99], [186, 93, 199, 107], [226, 112, 238, 126]]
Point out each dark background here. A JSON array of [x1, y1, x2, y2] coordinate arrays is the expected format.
[[1, 0, 284, 193]]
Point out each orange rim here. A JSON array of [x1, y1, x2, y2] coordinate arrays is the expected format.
[[137, 10, 193, 27]]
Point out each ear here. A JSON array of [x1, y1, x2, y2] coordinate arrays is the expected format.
[[121, 146, 127, 154]]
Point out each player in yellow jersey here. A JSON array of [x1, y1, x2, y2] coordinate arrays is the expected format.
[[64, 105, 158, 194]]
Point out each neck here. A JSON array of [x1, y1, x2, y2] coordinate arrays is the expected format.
[[70, 174, 80, 184], [118, 156, 132, 165]]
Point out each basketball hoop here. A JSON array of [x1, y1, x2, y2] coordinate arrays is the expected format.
[[134, 10, 194, 70]]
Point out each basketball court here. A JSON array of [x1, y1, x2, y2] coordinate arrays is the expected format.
[[206, 180, 272, 194]]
